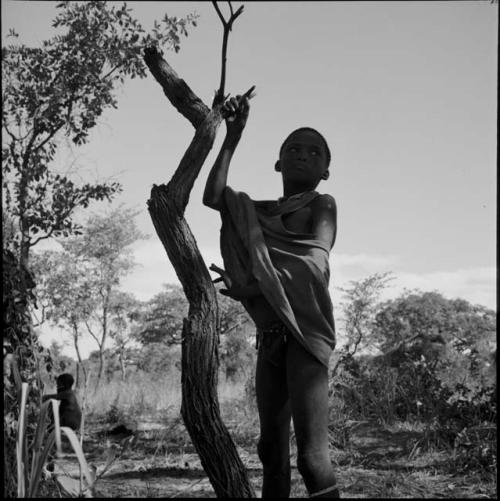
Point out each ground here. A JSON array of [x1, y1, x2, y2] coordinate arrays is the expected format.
[[49, 417, 496, 498]]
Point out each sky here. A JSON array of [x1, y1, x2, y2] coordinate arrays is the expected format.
[[2, 1, 497, 358]]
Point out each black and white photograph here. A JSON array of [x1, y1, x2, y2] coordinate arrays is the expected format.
[[2, 1, 497, 498]]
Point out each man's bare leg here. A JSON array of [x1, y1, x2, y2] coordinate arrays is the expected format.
[[287, 337, 339, 498], [255, 330, 292, 498]]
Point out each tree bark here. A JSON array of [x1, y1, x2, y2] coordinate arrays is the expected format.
[[145, 46, 255, 498]]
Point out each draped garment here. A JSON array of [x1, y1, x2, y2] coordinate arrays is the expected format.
[[220, 186, 336, 367]]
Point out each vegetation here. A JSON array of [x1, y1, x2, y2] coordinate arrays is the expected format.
[[2, 0, 196, 272], [32, 207, 147, 387], [2, 1, 196, 496], [33, 277, 496, 497]]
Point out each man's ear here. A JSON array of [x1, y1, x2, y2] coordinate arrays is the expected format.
[[322, 169, 330, 180], [275, 160, 281, 172]]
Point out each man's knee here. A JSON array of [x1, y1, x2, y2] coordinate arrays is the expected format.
[[296, 449, 331, 483], [258, 436, 289, 467]]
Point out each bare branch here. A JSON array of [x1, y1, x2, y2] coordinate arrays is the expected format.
[[144, 46, 210, 129], [101, 63, 123, 81], [85, 320, 101, 347], [231, 5, 245, 27], [33, 124, 64, 154], [213, 2, 246, 105], [212, 1, 227, 26], [3, 122, 20, 142]]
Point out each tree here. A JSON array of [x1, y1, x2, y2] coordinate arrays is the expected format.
[[330, 272, 393, 380], [364, 291, 496, 422], [133, 284, 188, 345], [372, 291, 496, 383], [3, 3, 196, 495], [2, 0, 196, 277], [31, 248, 95, 387], [143, 2, 256, 494], [33, 206, 147, 386], [134, 284, 254, 381], [217, 289, 254, 381], [107, 290, 143, 381], [373, 291, 496, 360]]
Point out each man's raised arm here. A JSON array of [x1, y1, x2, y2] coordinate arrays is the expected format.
[[203, 95, 250, 211]]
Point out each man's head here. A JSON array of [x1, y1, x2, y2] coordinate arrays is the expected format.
[[56, 373, 74, 392], [275, 128, 331, 190]]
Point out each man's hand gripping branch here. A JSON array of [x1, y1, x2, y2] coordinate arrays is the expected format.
[[203, 87, 256, 210], [210, 263, 261, 300]]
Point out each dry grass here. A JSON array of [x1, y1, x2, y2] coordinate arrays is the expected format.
[[77, 372, 496, 498], [83, 371, 183, 420]]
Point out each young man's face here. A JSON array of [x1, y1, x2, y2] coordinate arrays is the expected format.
[[277, 130, 329, 187]]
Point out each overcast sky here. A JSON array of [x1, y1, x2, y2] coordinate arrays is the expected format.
[[2, 1, 497, 358]]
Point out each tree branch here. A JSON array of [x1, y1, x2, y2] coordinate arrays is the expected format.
[[212, 2, 245, 105], [85, 320, 101, 347], [3, 122, 20, 142], [212, 1, 226, 26], [144, 46, 210, 129]]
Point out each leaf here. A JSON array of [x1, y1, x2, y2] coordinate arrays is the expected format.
[[55, 475, 86, 497]]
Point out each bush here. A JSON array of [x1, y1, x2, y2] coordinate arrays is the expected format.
[[449, 424, 497, 476]]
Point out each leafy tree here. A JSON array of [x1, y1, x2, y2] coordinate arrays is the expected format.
[[38, 340, 77, 388], [133, 284, 188, 345], [373, 291, 496, 360], [354, 291, 497, 423], [330, 272, 393, 380], [132, 342, 181, 377], [134, 283, 254, 380], [107, 290, 143, 381], [32, 206, 147, 386], [2, 0, 197, 272], [31, 248, 95, 386], [2, 3, 196, 495], [217, 289, 254, 381]]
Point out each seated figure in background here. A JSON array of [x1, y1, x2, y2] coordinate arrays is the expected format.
[[43, 373, 82, 432]]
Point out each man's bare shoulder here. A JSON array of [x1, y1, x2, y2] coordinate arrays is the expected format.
[[309, 194, 337, 248], [310, 193, 337, 214]]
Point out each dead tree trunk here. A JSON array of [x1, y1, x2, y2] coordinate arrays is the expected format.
[[143, 7, 256, 497]]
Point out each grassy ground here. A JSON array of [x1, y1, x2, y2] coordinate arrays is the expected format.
[[49, 418, 496, 498], [47, 377, 496, 498]]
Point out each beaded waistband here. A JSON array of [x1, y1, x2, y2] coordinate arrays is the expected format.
[[256, 321, 290, 350], [257, 321, 289, 336]]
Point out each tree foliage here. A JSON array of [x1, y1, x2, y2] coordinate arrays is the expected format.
[[374, 291, 496, 355], [2, 1, 197, 267], [133, 284, 188, 345], [2, 3, 197, 495], [330, 273, 393, 380], [107, 290, 143, 380], [133, 283, 255, 380], [334, 286, 496, 440], [32, 207, 147, 385]]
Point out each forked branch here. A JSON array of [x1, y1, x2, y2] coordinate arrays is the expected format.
[[212, 1, 245, 106]]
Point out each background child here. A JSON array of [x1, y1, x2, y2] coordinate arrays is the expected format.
[[42, 373, 82, 432]]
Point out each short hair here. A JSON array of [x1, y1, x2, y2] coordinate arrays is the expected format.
[[56, 373, 74, 390], [279, 127, 331, 167]]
